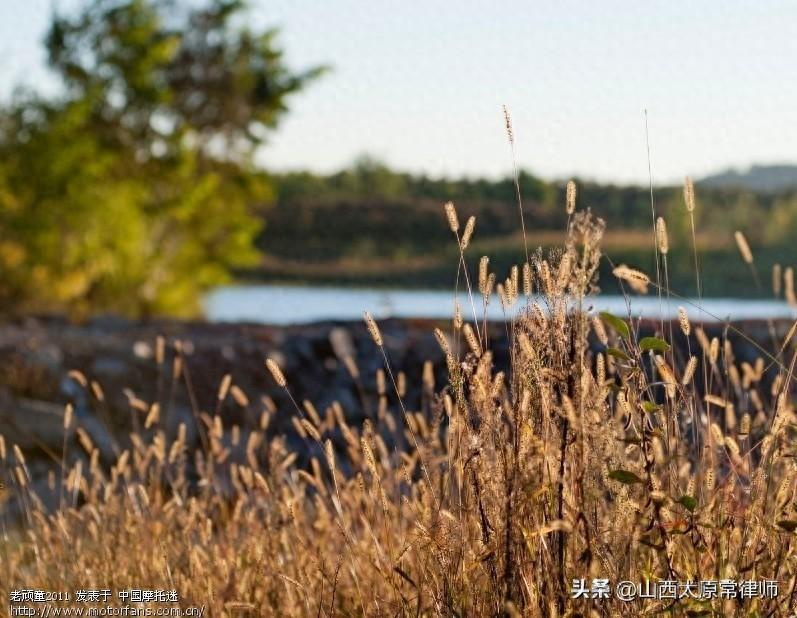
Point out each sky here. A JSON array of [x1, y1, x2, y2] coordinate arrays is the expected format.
[[2, 1, 797, 185]]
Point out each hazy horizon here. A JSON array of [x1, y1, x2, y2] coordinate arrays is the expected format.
[[3, 1, 797, 185]]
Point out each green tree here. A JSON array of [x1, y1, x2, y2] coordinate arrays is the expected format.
[[0, 0, 324, 317]]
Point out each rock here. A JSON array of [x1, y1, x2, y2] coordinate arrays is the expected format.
[[0, 396, 64, 450]]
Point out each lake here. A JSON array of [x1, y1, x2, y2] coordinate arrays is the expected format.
[[204, 285, 797, 325]]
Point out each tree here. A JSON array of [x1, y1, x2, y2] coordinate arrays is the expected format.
[[0, 0, 324, 317]]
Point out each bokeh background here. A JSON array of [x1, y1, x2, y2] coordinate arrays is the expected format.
[[0, 0, 796, 319]]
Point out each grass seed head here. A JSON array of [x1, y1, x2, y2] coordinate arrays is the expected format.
[[463, 323, 481, 357], [655, 217, 669, 255], [502, 104, 514, 145], [682, 356, 698, 386], [460, 216, 475, 250], [478, 256, 489, 294], [684, 176, 696, 212], [678, 306, 690, 336], [217, 374, 232, 401], [613, 265, 650, 293], [566, 180, 577, 215], [734, 231, 753, 264], [522, 262, 531, 296], [266, 358, 287, 387], [444, 201, 459, 233], [363, 311, 383, 347]]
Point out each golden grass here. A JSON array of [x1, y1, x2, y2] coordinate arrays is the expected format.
[[2, 185, 797, 616]]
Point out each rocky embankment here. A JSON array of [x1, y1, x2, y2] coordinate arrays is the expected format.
[[0, 314, 785, 516], [0, 315, 467, 515]]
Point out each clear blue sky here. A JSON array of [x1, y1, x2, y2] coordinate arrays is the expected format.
[[2, 1, 796, 184]]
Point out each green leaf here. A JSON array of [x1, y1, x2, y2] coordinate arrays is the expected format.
[[639, 336, 671, 353], [608, 469, 643, 484], [606, 347, 630, 361], [777, 520, 797, 532], [600, 312, 630, 339], [677, 495, 697, 512]]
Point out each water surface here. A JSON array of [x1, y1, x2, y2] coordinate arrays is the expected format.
[[204, 285, 797, 325]]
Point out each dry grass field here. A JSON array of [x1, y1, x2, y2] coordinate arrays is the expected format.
[[2, 180, 797, 616]]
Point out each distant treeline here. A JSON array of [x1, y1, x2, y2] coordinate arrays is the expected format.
[[251, 159, 797, 297]]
